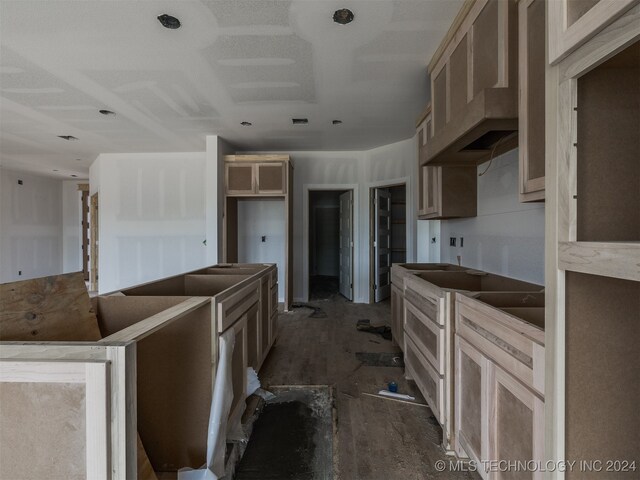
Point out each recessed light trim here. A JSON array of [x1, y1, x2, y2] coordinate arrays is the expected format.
[[292, 118, 309, 125], [241, 121, 252, 126], [158, 14, 181, 29], [58, 135, 78, 141], [70, 174, 78, 178], [332, 120, 343, 125], [333, 8, 354, 25], [99, 109, 116, 116], [53, 169, 58, 172]]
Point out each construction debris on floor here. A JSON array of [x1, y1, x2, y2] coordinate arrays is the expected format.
[[355, 319, 392, 340]]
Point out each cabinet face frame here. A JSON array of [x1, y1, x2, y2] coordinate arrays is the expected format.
[[546, 11, 640, 476], [519, 0, 546, 202], [548, 0, 638, 64]]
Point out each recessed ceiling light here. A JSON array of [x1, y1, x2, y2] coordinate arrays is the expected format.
[[70, 174, 77, 178], [53, 169, 59, 172], [333, 8, 354, 25], [58, 135, 78, 141], [292, 118, 309, 125], [76, 158, 82, 161], [241, 121, 252, 126], [332, 120, 343, 125], [158, 14, 181, 29], [99, 109, 116, 116]]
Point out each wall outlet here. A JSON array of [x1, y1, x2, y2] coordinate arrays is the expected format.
[[17, 179, 23, 185], [261, 236, 266, 243], [449, 237, 456, 247], [18, 270, 22, 276]]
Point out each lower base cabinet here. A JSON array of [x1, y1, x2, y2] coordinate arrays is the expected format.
[[455, 336, 544, 480], [390, 285, 404, 350]]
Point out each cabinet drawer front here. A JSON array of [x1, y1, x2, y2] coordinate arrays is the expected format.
[[405, 301, 445, 374], [217, 282, 260, 332], [404, 284, 441, 325], [405, 336, 445, 425]]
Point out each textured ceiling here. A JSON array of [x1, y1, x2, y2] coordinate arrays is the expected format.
[[0, 0, 463, 178]]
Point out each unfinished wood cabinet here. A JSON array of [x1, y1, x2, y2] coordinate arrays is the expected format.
[[546, 15, 639, 477], [0, 266, 278, 479], [418, 165, 477, 220], [425, 0, 519, 165], [225, 156, 288, 196], [518, 0, 546, 202], [454, 292, 545, 477], [402, 269, 542, 453], [548, 0, 639, 64], [224, 155, 294, 311]]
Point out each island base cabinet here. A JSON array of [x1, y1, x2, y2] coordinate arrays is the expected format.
[[455, 335, 544, 480]]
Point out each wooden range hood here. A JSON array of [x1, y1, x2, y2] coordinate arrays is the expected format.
[[425, 0, 519, 166]]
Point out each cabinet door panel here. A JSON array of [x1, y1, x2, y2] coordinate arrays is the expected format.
[[519, 0, 546, 202], [424, 166, 440, 216], [491, 364, 544, 480], [454, 335, 487, 462], [226, 164, 255, 195], [256, 163, 285, 194], [245, 301, 260, 370]]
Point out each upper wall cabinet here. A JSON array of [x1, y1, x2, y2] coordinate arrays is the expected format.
[[426, 0, 519, 166], [225, 156, 289, 196], [518, 0, 546, 202], [548, 0, 639, 64]]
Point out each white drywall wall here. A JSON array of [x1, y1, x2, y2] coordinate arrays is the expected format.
[[0, 169, 63, 282], [236, 199, 286, 298], [91, 152, 208, 293], [246, 135, 418, 303], [61, 181, 83, 273], [438, 149, 545, 285]]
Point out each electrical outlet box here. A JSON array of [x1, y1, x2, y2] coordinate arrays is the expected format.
[[18, 271, 22, 276], [261, 236, 266, 243], [460, 237, 464, 247], [449, 237, 456, 247]]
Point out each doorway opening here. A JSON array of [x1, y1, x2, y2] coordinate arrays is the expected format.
[[308, 190, 354, 301], [370, 184, 406, 303]]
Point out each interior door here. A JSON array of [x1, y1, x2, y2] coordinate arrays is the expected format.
[[374, 188, 392, 302], [339, 191, 353, 300]]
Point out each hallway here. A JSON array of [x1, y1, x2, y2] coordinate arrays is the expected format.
[[259, 297, 478, 480]]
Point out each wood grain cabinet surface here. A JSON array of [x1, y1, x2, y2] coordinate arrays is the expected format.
[[418, 165, 477, 220], [548, 0, 639, 64], [454, 292, 545, 478], [425, 0, 519, 166], [518, 0, 546, 202]]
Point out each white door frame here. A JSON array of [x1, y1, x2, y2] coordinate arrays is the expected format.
[[302, 184, 359, 303], [366, 177, 414, 303]]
